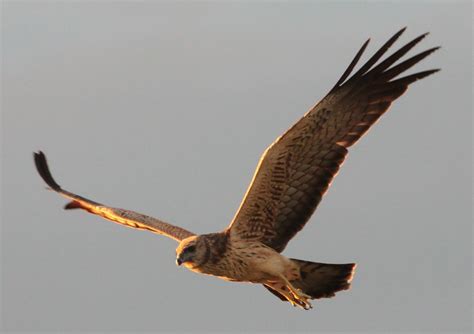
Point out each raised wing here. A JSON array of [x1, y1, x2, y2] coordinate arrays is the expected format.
[[34, 151, 195, 242], [227, 28, 439, 252]]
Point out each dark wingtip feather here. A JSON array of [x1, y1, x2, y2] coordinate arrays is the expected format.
[[33, 151, 61, 191], [349, 27, 408, 80], [390, 68, 440, 86], [330, 38, 370, 92], [414, 68, 441, 79], [369, 32, 431, 76], [381, 46, 441, 81], [399, 26, 408, 34]]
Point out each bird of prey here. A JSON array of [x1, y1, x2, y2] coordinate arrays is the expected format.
[[34, 28, 438, 310]]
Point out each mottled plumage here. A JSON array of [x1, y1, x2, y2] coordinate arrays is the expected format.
[[34, 28, 438, 310]]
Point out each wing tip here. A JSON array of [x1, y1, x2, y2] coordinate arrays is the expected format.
[[344, 27, 409, 84], [33, 150, 61, 191], [397, 26, 407, 36], [331, 37, 371, 91], [411, 68, 441, 81], [415, 31, 430, 43], [390, 26, 407, 42]]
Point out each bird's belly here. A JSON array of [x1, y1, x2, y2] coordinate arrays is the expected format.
[[191, 262, 256, 282], [192, 244, 289, 283]]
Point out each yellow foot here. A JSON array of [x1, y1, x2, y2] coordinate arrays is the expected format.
[[288, 288, 313, 310], [275, 274, 314, 310], [293, 294, 313, 310]]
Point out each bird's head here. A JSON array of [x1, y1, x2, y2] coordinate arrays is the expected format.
[[175, 235, 209, 268]]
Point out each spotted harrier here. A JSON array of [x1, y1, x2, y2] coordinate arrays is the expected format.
[[34, 28, 438, 310]]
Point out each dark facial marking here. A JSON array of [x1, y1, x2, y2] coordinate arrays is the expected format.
[[184, 245, 196, 254]]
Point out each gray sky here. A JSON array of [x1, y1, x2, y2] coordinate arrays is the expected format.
[[2, 1, 472, 333]]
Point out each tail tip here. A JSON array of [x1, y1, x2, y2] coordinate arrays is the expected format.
[[347, 263, 357, 283]]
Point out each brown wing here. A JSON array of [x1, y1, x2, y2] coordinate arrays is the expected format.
[[34, 151, 195, 242], [226, 28, 439, 252]]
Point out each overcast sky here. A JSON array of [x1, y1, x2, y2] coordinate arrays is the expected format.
[[2, 1, 472, 333]]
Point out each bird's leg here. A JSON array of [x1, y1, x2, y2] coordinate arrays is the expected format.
[[278, 274, 313, 310], [266, 281, 309, 309]]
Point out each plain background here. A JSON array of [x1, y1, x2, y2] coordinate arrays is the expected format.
[[2, 1, 472, 333]]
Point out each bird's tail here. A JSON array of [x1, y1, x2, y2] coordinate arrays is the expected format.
[[290, 259, 356, 299]]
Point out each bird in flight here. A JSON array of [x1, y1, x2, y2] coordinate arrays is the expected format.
[[34, 28, 438, 310]]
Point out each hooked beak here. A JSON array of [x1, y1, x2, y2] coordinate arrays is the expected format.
[[176, 252, 193, 266]]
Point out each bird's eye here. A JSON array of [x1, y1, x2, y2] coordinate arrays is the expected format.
[[185, 245, 196, 253]]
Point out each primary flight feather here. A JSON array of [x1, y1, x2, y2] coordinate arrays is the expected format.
[[34, 28, 439, 310]]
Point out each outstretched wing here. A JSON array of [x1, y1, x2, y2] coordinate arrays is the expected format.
[[34, 151, 195, 242], [227, 28, 439, 252]]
